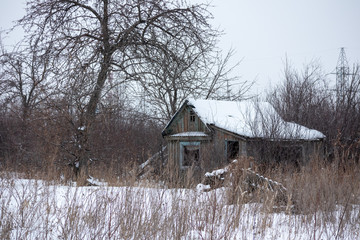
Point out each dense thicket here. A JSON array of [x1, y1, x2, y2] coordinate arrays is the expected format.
[[0, 0, 248, 181], [268, 60, 360, 163]]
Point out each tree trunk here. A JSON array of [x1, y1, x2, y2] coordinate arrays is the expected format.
[[76, 52, 112, 182]]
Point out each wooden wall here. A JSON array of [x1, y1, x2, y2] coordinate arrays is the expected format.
[[165, 106, 209, 135], [166, 127, 249, 178]]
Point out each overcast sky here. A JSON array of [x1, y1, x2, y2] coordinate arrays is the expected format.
[[1, 0, 359, 96], [209, 0, 360, 96]]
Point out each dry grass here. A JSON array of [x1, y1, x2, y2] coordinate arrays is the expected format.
[[0, 155, 360, 239]]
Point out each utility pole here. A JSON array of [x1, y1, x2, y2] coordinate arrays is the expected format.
[[335, 48, 350, 102]]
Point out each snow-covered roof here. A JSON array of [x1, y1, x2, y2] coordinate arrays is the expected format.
[[171, 131, 209, 137], [187, 99, 325, 140]]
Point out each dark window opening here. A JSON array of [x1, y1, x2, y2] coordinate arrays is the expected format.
[[274, 145, 303, 163], [227, 141, 239, 161], [258, 143, 303, 165], [190, 110, 196, 122], [183, 145, 200, 167]]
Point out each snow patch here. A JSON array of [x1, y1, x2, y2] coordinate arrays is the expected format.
[[87, 176, 107, 186], [196, 183, 211, 192], [170, 131, 209, 137], [78, 126, 86, 131], [204, 167, 228, 177], [1, 176, 359, 239]]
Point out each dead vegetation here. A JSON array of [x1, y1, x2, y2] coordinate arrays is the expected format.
[[197, 155, 360, 217], [1, 153, 360, 239]]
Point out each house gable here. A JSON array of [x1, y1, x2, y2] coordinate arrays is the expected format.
[[162, 101, 211, 137]]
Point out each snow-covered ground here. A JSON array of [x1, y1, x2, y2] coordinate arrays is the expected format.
[[0, 175, 359, 239]]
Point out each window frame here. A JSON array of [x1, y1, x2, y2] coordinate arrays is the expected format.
[[180, 141, 200, 169]]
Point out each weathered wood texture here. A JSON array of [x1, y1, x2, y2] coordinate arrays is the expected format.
[[163, 106, 209, 135]]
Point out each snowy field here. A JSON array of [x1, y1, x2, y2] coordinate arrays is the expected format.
[[0, 174, 359, 239]]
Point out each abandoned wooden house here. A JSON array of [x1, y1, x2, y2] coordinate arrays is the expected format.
[[162, 99, 325, 174]]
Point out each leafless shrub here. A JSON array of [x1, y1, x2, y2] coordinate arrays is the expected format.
[[268, 59, 360, 164]]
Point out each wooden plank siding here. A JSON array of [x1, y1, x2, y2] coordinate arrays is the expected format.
[[163, 106, 210, 136], [165, 126, 249, 175]]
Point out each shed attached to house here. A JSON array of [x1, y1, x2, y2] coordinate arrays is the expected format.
[[162, 99, 325, 176]]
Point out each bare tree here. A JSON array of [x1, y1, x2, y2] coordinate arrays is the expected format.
[[267, 60, 330, 131], [0, 37, 54, 125], [135, 46, 253, 121], [0, 35, 57, 170], [17, 0, 219, 178], [332, 65, 360, 155], [268, 59, 360, 162]]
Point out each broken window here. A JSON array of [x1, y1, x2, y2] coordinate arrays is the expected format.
[[183, 145, 199, 166], [226, 140, 239, 161], [180, 142, 200, 168]]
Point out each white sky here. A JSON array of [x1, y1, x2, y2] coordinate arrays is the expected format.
[[1, 0, 359, 96], [209, 0, 360, 96], [0, 1, 26, 45]]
